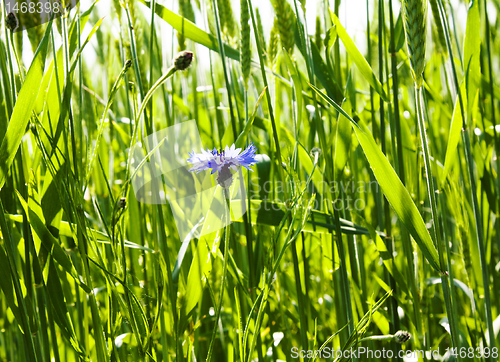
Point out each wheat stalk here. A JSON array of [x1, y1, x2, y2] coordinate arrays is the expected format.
[[402, 0, 428, 88], [240, 0, 251, 89]]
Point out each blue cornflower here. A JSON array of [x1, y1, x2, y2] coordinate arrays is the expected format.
[[187, 143, 257, 188]]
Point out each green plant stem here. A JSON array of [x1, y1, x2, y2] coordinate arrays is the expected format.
[[124, 4, 149, 133], [77, 2, 83, 191], [291, 239, 308, 350], [243, 91, 254, 291], [148, 0, 157, 125], [206, 189, 231, 362], [9, 31, 24, 82], [5, 30, 17, 104], [415, 85, 459, 352]]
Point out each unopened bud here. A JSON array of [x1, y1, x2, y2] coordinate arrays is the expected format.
[[174, 50, 194, 71], [6, 12, 19, 32], [310, 147, 322, 158], [124, 59, 132, 72], [394, 330, 411, 344]]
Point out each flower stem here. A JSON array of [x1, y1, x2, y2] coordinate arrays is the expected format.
[[206, 187, 231, 362]]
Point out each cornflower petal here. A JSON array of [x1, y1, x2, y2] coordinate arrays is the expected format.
[[187, 142, 258, 186]]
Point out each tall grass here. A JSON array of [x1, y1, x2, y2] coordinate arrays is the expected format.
[[0, 0, 499, 361]]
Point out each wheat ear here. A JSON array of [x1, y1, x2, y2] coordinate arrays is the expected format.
[[240, 0, 251, 89], [402, 0, 428, 88]]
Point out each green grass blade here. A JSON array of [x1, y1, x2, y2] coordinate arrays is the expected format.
[[0, 20, 52, 189], [331, 13, 389, 102]]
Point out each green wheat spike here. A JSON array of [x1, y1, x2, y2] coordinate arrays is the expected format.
[[240, 0, 251, 88]]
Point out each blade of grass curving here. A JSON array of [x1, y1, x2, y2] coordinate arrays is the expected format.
[[331, 13, 389, 102], [68, 17, 105, 75]]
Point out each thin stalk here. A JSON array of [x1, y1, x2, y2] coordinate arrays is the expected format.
[[244, 91, 254, 290], [124, 4, 149, 133], [291, 239, 308, 350], [148, 0, 157, 125], [5, 29, 16, 103], [206, 189, 231, 362], [366, 0, 375, 131], [415, 85, 459, 352], [333, 0, 342, 87], [77, 2, 83, 190], [332, 206, 354, 338], [377, 3, 399, 351], [8, 31, 24, 82]]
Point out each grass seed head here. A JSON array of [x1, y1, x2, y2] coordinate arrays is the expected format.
[[217, 0, 236, 38], [268, 20, 279, 67], [240, 0, 251, 88], [402, 0, 428, 88], [255, 8, 266, 50], [274, 0, 295, 54]]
